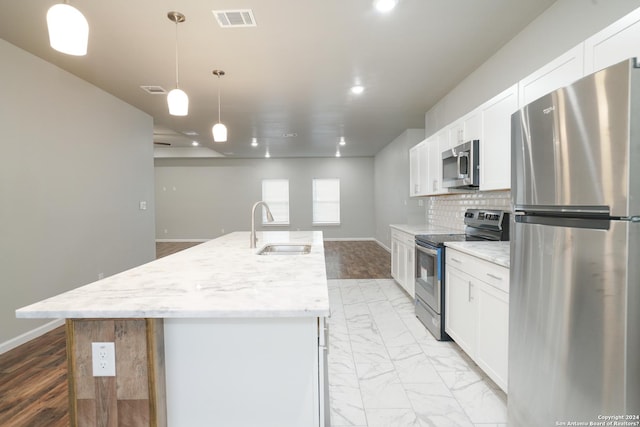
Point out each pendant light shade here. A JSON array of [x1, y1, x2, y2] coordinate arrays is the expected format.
[[167, 88, 188, 116], [212, 123, 228, 142], [167, 12, 188, 116], [46, 3, 89, 56], [212, 70, 227, 142]]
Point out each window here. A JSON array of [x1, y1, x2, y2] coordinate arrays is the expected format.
[[261, 179, 289, 225], [312, 178, 340, 225]]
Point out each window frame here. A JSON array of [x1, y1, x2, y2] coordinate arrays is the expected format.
[[312, 178, 341, 226], [261, 179, 290, 226]]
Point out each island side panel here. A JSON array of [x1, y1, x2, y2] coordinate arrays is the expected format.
[[164, 317, 320, 427], [66, 319, 166, 427]]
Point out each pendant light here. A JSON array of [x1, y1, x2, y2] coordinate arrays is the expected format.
[[167, 12, 188, 116], [212, 70, 228, 142], [46, 1, 89, 56]]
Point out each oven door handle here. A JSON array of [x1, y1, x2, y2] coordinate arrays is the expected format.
[[415, 244, 438, 257]]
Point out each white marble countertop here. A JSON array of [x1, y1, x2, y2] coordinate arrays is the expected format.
[[390, 223, 459, 236], [16, 231, 330, 319], [444, 241, 510, 268]]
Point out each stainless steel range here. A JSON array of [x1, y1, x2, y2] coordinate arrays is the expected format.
[[414, 209, 509, 340]]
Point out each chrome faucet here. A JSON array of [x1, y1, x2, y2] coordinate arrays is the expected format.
[[250, 201, 274, 248]]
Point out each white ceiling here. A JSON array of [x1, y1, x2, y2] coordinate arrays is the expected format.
[[0, 0, 556, 158]]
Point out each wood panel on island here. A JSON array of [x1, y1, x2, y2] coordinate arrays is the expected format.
[[66, 319, 166, 427]]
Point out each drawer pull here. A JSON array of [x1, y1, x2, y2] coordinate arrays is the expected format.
[[486, 273, 503, 281], [450, 257, 462, 263]]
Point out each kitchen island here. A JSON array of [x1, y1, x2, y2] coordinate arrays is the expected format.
[[16, 231, 330, 427]]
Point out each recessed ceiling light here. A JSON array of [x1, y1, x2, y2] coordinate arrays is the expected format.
[[183, 130, 199, 136], [374, 0, 398, 13], [350, 85, 364, 95], [192, 141, 199, 146], [339, 136, 346, 146], [251, 137, 258, 147]]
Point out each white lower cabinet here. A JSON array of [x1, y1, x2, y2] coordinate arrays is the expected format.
[[445, 266, 477, 355], [391, 228, 415, 298], [476, 280, 509, 391], [445, 248, 509, 392]]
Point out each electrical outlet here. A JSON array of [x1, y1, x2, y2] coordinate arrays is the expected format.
[[92, 342, 116, 377]]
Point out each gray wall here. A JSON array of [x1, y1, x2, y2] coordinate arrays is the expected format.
[[373, 129, 425, 249], [425, 0, 640, 134], [154, 157, 375, 240], [0, 40, 156, 346]]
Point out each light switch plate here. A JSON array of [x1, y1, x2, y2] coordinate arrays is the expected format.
[[92, 342, 116, 377]]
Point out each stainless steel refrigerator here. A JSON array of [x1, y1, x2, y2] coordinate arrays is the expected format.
[[510, 58, 640, 426]]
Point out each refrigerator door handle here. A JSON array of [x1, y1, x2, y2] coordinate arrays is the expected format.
[[515, 214, 611, 230], [514, 205, 610, 216]]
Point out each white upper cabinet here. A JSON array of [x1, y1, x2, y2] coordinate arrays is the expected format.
[[427, 132, 445, 195], [409, 140, 428, 197], [410, 135, 445, 197], [518, 44, 585, 108], [584, 7, 640, 74], [446, 111, 481, 150], [409, 142, 422, 197], [479, 84, 518, 191]]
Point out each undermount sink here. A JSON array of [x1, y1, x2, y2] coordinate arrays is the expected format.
[[257, 244, 312, 255]]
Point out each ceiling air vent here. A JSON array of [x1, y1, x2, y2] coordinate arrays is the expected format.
[[140, 85, 167, 95], [212, 9, 256, 28]]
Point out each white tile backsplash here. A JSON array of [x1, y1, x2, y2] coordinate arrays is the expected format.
[[426, 190, 511, 231]]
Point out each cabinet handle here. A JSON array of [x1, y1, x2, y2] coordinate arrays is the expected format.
[[450, 257, 462, 263], [486, 273, 503, 281], [468, 281, 472, 302]]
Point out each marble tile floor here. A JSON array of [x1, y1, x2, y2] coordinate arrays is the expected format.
[[327, 278, 507, 427]]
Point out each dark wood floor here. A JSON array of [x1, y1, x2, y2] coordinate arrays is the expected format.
[[0, 240, 390, 426], [155, 241, 202, 259], [324, 240, 391, 279], [0, 326, 68, 427]]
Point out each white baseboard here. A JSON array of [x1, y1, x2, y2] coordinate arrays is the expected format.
[[375, 239, 391, 252], [0, 319, 65, 355], [156, 238, 210, 243]]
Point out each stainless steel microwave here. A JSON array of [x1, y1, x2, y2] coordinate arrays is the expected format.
[[441, 139, 479, 189]]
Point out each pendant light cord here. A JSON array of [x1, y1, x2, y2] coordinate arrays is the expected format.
[[174, 20, 180, 88], [217, 76, 221, 123]]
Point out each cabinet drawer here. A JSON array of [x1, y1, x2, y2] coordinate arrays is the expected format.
[[446, 249, 509, 293], [479, 260, 509, 293], [391, 229, 415, 245]]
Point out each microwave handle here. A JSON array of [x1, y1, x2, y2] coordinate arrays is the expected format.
[[457, 152, 469, 179]]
